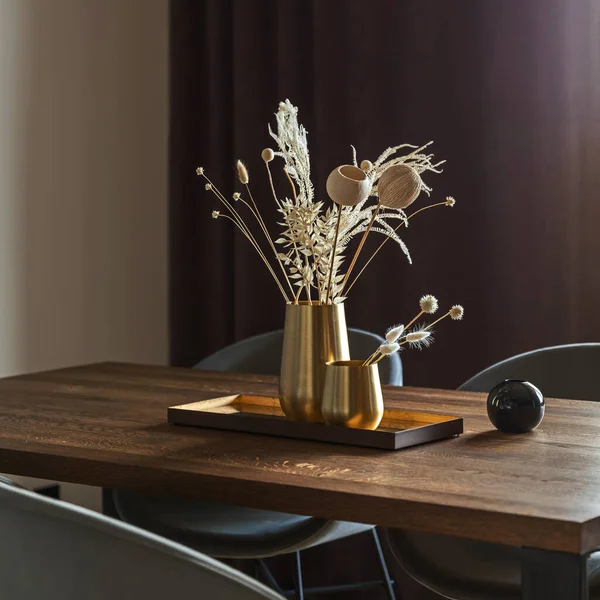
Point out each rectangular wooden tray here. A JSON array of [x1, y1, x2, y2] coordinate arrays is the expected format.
[[168, 394, 463, 450]]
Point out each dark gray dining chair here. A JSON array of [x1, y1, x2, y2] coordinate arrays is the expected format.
[[0, 476, 284, 600], [386, 343, 600, 600], [111, 328, 401, 599]]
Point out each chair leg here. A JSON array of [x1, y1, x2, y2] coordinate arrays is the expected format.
[[372, 528, 397, 600], [256, 559, 285, 595], [293, 551, 305, 600]]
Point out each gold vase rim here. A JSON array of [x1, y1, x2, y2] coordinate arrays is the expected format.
[[326, 359, 379, 369], [286, 300, 345, 307]]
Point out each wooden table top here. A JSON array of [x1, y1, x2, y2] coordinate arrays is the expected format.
[[0, 362, 599, 554]]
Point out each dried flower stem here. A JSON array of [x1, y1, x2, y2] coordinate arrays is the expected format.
[[264, 162, 283, 210], [340, 202, 382, 293], [404, 311, 424, 332], [372, 353, 388, 365], [344, 200, 450, 295], [424, 311, 451, 331], [326, 205, 343, 304], [362, 349, 381, 367], [243, 183, 295, 296], [202, 175, 290, 301], [212, 212, 290, 301]]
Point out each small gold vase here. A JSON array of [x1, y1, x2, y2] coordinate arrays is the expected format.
[[321, 360, 383, 430], [279, 302, 350, 422]]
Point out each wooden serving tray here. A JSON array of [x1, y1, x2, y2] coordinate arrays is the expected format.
[[168, 394, 463, 450]]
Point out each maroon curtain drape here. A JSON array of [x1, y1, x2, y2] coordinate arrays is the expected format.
[[169, 0, 600, 390]]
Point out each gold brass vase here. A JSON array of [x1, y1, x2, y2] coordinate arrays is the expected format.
[[321, 360, 383, 430], [279, 302, 350, 422]]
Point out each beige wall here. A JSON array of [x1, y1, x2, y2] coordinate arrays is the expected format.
[[0, 0, 169, 508]]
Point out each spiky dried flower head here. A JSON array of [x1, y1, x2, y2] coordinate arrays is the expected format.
[[360, 160, 373, 172], [205, 183, 212, 191], [419, 294, 438, 314], [232, 192, 241, 201], [406, 330, 433, 349], [196, 167, 204, 176], [379, 342, 400, 356], [377, 164, 422, 209], [385, 324, 404, 343], [236, 160, 249, 184], [261, 148, 275, 163], [445, 196, 456, 207], [450, 305, 464, 320], [211, 211, 220, 219]]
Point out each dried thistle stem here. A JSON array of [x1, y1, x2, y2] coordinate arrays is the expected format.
[[344, 200, 450, 295], [340, 203, 381, 293], [326, 205, 343, 304]]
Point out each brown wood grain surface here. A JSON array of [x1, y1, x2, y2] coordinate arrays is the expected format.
[[0, 362, 599, 554]]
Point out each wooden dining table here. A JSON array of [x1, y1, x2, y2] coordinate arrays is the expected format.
[[0, 361, 598, 599]]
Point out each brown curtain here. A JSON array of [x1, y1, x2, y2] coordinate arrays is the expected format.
[[169, 0, 600, 390]]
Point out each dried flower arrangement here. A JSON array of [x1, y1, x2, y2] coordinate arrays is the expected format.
[[197, 99, 456, 305], [363, 295, 464, 366]]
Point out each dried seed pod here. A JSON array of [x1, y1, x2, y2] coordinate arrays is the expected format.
[[326, 165, 372, 206], [377, 164, 421, 209]]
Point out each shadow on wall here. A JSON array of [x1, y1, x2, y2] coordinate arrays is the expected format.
[[0, 0, 168, 378]]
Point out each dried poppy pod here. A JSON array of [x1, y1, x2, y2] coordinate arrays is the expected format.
[[377, 164, 421, 209], [326, 165, 372, 206]]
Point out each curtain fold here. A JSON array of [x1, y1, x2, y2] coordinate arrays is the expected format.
[[170, 0, 600, 389]]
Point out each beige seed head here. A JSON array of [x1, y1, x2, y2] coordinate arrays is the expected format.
[[236, 160, 249, 184], [196, 167, 204, 176], [360, 160, 373, 172], [419, 294, 438, 314], [261, 148, 275, 163], [445, 196, 456, 207], [450, 305, 464, 320], [377, 164, 422, 209], [232, 192, 241, 201], [379, 342, 400, 355], [205, 183, 212, 191], [211, 211, 220, 219]]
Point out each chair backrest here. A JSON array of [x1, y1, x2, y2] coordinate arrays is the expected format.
[[459, 343, 600, 401], [0, 480, 283, 600], [194, 328, 402, 386]]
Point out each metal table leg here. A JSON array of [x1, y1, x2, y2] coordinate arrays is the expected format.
[[522, 548, 588, 600]]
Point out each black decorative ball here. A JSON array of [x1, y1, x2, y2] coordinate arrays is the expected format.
[[487, 380, 545, 433]]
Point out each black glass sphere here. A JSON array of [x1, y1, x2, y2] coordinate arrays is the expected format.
[[487, 380, 545, 433]]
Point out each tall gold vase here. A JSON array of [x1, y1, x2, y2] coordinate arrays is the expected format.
[[279, 302, 350, 422]]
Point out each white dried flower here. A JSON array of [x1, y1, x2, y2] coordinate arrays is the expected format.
[[450, 305, 464, 320], [445, 196, 456, 207], [261, 148, 275, 162], [360, 160, 373, 172], [385, 324, 404, 343], [406, 330, 433, 349], [205, 183, 212, 191], [419, 294, 438, 314], [211, 211, 220, 219], [379, 342, 400, 355], [232, 192, 241, 200], [236, 160, 249, 184], [196, 167, 204, 176]]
